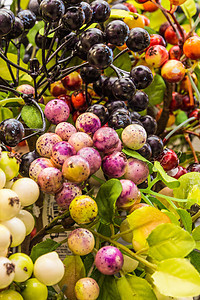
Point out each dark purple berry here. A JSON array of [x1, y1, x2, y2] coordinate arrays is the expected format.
[[80, 2, 92, 24], [87, 43, 113, 69], [128, 91, 149, 112], [147, 135, 164, 159], [35, 31, 52, 49], [105, 20, 129, 46], [6, 17, 24, 39], [93, 75, 107, 97], [86, 104, 109, 125], [106, 100, 126, 113], [80, 66, 101, 83], [126, 27, 150, 52], [130, 65, 153, 90], [28, 0, 41, 17], [39, 0, 65, 22], [130, 111, 141, 120], [19, 150, 40, 177], [91, 0, 111, 23], [137, 143, 152, 159], [187, 163, 200, 173], [140, 115, 157, 135], [0, 119, 25, 147], [112, 77, 136, 102], [0, 8, 14, 36], [62, 6, 85, 30], [74, 40, 87, 60], [80, 28, 104, 52], [102, 77, 117, 99], [108, 111, 131, 129], [111, 3, 129, 11], [17, 9, 36, 30]]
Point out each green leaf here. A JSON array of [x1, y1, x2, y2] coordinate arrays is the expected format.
[[59, 255, 85, 300], [0, 53, 31, 81], [173, 172, 200, 208], [21, 104, 45, 129], [95, 179, 122, 225], [153, 161, 180, 189], [27, 21, 44, 45], [104, 48, 132, 77], [143, 74, 166, 106], [39, 27, 55, 38], [122, 148, 153, 173], [30, 239, 60, 263], [20, 0, 29, 9], [147, 223, 195, 261], [192, 225, 200, 250], [152, 258, 200, 297], [0, 107, 13, 122], [188, 250, 200, 273], [144, 26, 157, 35], [97, 275, 121, 300], [110, 9, 137, 19], [176, 208, 192, 233], [181, 0, 197, 18], [161, 209, 180, 226], [175, 110, 188, 125], [116, 275, 157, 300]]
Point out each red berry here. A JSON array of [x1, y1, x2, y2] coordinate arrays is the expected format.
[[123, 2, 137, 12], [50, 81, 66, 97], [188, 108, 200, 120], [58, 94, 73, 112], [169, 45, 182, 60], [157, 148, 179, 171], [159, 22, 170, 37], [71, 90, 89, 111], [61, 71, 82, 91], [169, 92, 182, 112], [165, 25, 179, 45], [167, 166, 187, 179], [149, 34, 166, 47], [145, 45, 168, 68], [180, 94, 196, 112], [183, 36, 200, 60], [143, 0, 159, 12]]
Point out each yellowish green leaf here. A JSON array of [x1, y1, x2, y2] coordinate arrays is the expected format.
[[181, 0, 197, 18]]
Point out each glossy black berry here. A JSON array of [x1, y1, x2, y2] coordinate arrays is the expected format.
[[80, 66, 101, 83], [137, 143, 152, 159], [0, 9, 14, 36], [62, 6, 85, 31], [93, 75, 107, 97], [130, 65, 153, 89], [0, 119, 25, 147], [126, 27, 150, 52], [108, 110, 132, 129], [64, 0, 82, 4], [19, 150, 40, 177], [6, 17, 24, 39], [110, 107, 130, 116], [74, 40, 87, 60], [130, 111, 141, 120], [80, 28, 104, 52], [91, 0, 111, 23], [147, 135, 164, 158], [39, 0, 65, 22], [87, 104, 109, 125], [105, 20, 129, 46], [140, 115, 157, 135], [131, 119, 143, 126], [111, 3, 129, 11], [80, 2, 92, 24], [128, 90, 149, 112], [102, 77, 117, 99], [17, 9, 36, 30], [112, 77, 136, 102], [87, 43, 113, 69], [106, 100, 126, 113], [28, 0, 41, 17], [187, 163, 200, 173]]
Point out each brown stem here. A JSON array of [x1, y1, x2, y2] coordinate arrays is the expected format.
[[184, 133, 199, 163], [156, 82, 173, 135]]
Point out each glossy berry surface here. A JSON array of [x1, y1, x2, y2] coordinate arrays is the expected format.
[[187, 163, 200, 173], [164, 25, 179, 45], [140, 115, 157, 135], [80, 2, 93, 24], [145, 45, 169, 68], [147, 135, 164, 158], [80, 28, 104, 52], [149, 33, 166, 47], [161, 60, 185, 83], [87, 43, 113, 69], [0, 119, 25, 147], [183, 36, 200, 60], [80, 66, 101, 84], [75, 277, 99, 300], [157, 148, 179, 171], [62, 6, 85, 31], [0, 9, 14, 36], [39, 0, 65, 22], [112, 77, 136, 101], [130, 65, 153, 89], [108, 110, 132, 129], [105, 20, 129, 46], [19, 150, 39, 177], [137, 142, 152, 159], [17, 9, 36, 30], [128, 90, 149, 112], [86, 104, 109, 125], [91, 0, 111, 23], [126, 27, 150, 52], [169, 45, 182, 60]]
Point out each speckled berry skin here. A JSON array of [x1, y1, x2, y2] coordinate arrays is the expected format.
[[122, 124, 147, 150], [77, 147, 101, 175], [116, 179, 141, 210], [161, 59, 185, 83], [36, 133, 62, 158], [51, 141, 76, 168], [68, 132, 93, 152], [67, 228, 95, 255], [55, 182, 82, 209], [44, 99, 70, 125], [62, 155, 90, 183], [95, 246, 124, 275], [55, 122, 77, 141], [124, 157, 149, 185], [37, 167, 63, 194], [93, 127, 120, 153], [29, 157, 54, 182], [75, 112, 101, 136], [102, 151, 127, 178], [69, 195, 98, 224], [75, 277, 100, 300]]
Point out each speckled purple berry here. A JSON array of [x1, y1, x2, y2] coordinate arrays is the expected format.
[[102, 151, 127, 178], [29, 157, 54, 182], [68, 132, 93, 152], [37, 167, 63, 194], [36, 133, 62, 158], [67, 228, 95, 256], [124, 157, 149, 185], [122, 124, 147, 150], [55, 182, 82, 209], [44, 99, 70, 125], [75, 112, 101, 136], [62, 155, 90, 183], [51, 141, 76, 168], [77, 147, 101, 175], [55, 122, 77, 141], [93, 127, 120, 153], [95, 246, 124, 275], [116, 179, 141, 210]]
